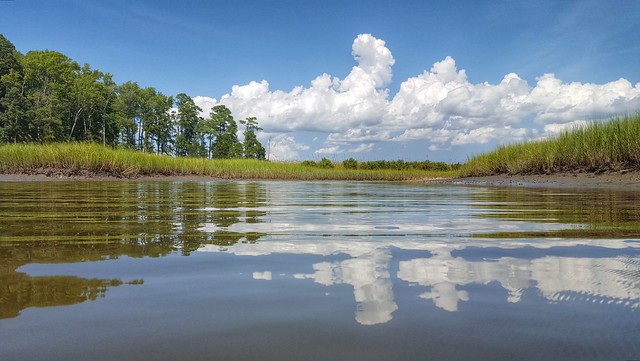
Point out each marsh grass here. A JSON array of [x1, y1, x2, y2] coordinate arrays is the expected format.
[[461, 115, 640, 177], [0, 143, 456, 181]]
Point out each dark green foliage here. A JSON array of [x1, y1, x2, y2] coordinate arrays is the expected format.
[[208, 105, 241, 159], [22, 50, 80, 141], [143, 91, 174, 155], [67, 65, 118, 145], [0, 36, 120, 145], [240, 116, 265, 160], [302, 157, 461, 171], [301, 158, 334, 168], [343, 157, 358, 169], [112, 83, 174, 152], [174, 93, 203, 157], [358, 159, 460, 171], [113, 81, 141, 148], [0, 69, 32, 142], [0, 34, 23, 116], [318, 157, 334, 168], [0, 34, 22, 80]]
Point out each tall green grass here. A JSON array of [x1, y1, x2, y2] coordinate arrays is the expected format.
[[0, 143, 456, 181], [461, 115, 640, 177]]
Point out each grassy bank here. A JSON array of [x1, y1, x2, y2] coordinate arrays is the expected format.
[[461, 115, 640, 177], [0, 143, 456, 181], [5, 114, 637, 181]]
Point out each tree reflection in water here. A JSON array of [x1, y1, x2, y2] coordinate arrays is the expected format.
[[0, 181, 267, 319]]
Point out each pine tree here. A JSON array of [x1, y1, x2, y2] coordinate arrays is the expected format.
[[240, 116, 266, 160], [174, 93, 203, 157], [209, 104, 242, 159]]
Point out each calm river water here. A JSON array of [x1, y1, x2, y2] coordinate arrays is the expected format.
[[0, 180, 639, 361]]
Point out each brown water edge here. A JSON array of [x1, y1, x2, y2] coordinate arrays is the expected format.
[[0, 170, 444, 183], [0, 172, 225, 182], [432, 171, 640, 189], [2, 169, 640, 186]]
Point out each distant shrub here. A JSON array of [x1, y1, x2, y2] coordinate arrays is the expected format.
[[357, 159, 459, 171], [318, 157, 334, 169], [300, 157, 460, 172], [343, 157, 358, 169]]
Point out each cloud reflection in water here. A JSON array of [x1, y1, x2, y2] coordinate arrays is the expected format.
[[192, 181, 640, 325], [198, 236, 639, 325]]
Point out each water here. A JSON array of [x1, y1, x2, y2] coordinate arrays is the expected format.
[[0, 181, 639, 361]]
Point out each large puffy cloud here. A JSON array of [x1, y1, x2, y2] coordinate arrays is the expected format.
[[388, 58, 533, 129], [197, 34, 393, 133], [530, 75, 640, 123], [384, 57, 639, 148], [194, 34, 640, 153]]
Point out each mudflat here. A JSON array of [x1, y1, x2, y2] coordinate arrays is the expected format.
[[437, 172, 640, 189]]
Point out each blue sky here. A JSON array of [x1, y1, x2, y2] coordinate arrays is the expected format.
[[2, 0, 640, 162]]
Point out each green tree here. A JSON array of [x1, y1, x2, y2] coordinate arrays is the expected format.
[[239, 116, 265, 160], [144, 91, 174, 155], [137, 87, 156, 152], [95, 73, 119, 146], [174, 93, 203, 157], [208, 104, 242, 159], [113, 81, 142, 148], [0, 35, 30, 143], [21, 50, 80, 141], [67, 64, 114, 142], [199, 116, 215, 159], [0, 69, 33, 142], [0, 34, 23, 115]]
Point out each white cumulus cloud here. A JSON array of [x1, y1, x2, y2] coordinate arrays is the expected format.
[[266, 134, 310, 161], [192, 95, 217, 116], [530, 75, 640, 123], [205, 34, 394, 134], [194, 34, 640, 155]]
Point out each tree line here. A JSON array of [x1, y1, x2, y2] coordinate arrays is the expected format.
[[0, 34, 265, 159], [302, 157, 462, 171]]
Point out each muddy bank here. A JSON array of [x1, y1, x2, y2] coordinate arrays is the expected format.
[[1, 170, 639, 188], [0, 171, 224, 182], [433, 172, 640, 189]]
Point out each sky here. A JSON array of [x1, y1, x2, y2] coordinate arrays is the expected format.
[[2, 0, 640, 162]]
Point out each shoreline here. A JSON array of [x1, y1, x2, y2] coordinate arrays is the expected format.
[[0, 171, 443, 183], [0, 173, 227, 182], [432, 172, 640, 189], [1, 170, 639, 189]]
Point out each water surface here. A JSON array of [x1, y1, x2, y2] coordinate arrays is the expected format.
[[1, 181, 639, 360]]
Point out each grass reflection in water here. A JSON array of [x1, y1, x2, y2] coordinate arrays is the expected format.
[[469, 186, 640, 238]]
